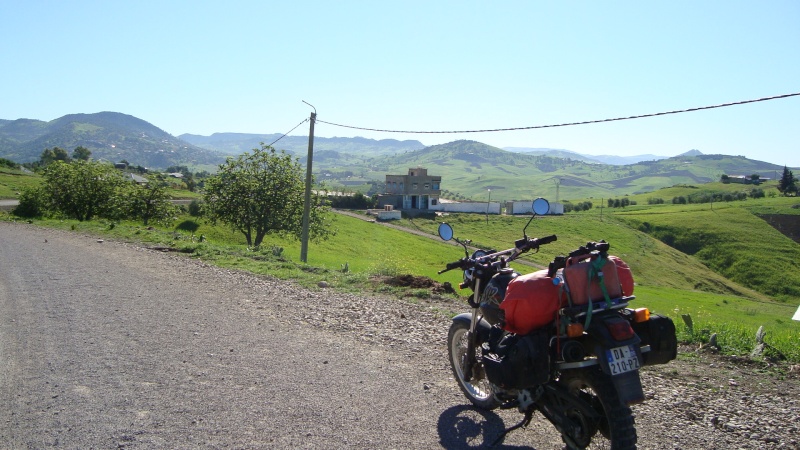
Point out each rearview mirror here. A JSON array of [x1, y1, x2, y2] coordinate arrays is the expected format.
[[532, 198, 550, 216], [438, 223, 453, 241]]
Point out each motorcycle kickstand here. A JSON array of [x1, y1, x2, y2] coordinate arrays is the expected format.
[[490, 408, 534, 447]]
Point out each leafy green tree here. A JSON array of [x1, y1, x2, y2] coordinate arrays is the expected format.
[[126, 174, 176, 225], [777, 166, 797, 196], [40, 161, 128, 221], [72, 146, 92, 161], [203, 144, 333, 247]]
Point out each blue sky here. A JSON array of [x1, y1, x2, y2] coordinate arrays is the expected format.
[[2, 1, 798, 166]]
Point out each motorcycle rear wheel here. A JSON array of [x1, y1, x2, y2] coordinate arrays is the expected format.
[[558, 368, 637, 450], [447, 321, 500, 410]]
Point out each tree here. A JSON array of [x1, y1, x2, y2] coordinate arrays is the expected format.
[[40, 161, 128, 221], [126, 174, 176, 225], [777, 166, 797, 196], [72, 146, 92, 161], [203, 144, 333, 247]]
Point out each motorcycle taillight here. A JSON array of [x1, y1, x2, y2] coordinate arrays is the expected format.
[[606, 318, 635, 341]]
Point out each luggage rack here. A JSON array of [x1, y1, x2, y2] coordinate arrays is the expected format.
[[559, 295, 636, 320]]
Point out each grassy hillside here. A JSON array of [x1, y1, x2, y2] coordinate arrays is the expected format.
[[0, 167, 40, 198], [614, 204, 800, 303], [400, 212, 774, 300], [317, 140, 786, 201]]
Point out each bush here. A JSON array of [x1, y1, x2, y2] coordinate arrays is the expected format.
[[12, 187, 44, 218], [188, 199, 203, 217]]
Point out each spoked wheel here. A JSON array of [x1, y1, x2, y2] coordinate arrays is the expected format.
[[558, 368, 637, 450], [447, 321, 500, 410]]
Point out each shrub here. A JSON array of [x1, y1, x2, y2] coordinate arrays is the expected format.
[[12, 187, 45, 218], [188, 198, 203, 217]]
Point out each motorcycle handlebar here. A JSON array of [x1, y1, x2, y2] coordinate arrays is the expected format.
[[438, 259, 467, 274], [438, 234, 558, 273]]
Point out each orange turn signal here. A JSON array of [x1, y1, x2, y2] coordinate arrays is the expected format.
[[633, 308, 650, 323], [567, 323, 585, 338]]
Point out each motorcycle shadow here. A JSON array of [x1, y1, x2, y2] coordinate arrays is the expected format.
[[437, 405, 537, 449]]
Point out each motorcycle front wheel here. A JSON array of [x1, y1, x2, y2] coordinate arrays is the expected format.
[[558, 368, 637, 450], [447, 321, 500, 410]]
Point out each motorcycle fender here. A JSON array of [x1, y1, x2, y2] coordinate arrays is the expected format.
[[452, 313, 493, 343], [584, 315, 642, 349], [583, 316, 643, 378], [610, 370, 645, 405]]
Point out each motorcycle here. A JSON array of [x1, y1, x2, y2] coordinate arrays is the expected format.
[[437, 198, 677, 449]]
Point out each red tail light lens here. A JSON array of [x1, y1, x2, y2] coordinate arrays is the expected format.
[[606, 318, 635, 340]]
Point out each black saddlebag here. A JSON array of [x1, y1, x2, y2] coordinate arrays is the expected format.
[[482, 330, 550, 389], [632, 313, 677, 365]]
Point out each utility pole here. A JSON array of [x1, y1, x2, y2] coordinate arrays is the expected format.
[[486, 188, 491, 224], [300, 101, 316, 263]]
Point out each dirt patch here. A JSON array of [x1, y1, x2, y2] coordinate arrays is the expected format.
[[378, 274, 456, 294], [759, 213, 800, 243]]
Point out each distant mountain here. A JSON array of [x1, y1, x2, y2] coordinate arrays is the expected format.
[[590, 154, 670, 165], [180, 132, 425, 157], [677, 149, 704, 157], [503, 147, 604, 163], [504, 146, 669, 165], [0, 112, 226, 168], [352, 140, 787, 200]]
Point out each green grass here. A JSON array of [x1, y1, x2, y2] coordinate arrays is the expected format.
[[631, 286, 799, 362], [0, 167, 41, 198], [612, 201, 800, 302], [401, 212, 773, 300]]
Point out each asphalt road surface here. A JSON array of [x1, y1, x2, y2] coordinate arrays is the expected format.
[[0, 222, 546, 449], [5, 222, 795, 449]]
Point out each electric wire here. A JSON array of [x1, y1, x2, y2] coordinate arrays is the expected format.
[[315, 92, 800, 135], [268, 118, 309, 146]]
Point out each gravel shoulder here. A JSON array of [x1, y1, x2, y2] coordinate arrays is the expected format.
[[1, 221, 798, 449]]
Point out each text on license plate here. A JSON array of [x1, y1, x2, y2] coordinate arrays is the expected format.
[[606, 345, 640, 376]]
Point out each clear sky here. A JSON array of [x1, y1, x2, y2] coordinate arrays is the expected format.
[[2, 1, 798, 166]]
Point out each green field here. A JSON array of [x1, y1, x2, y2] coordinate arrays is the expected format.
[[0, 167, 40, 198]]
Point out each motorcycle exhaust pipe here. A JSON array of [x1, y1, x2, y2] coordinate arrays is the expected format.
[[561, 340, 585, 362]]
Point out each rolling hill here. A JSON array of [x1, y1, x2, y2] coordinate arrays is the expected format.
[[335, 140, 786, 201], [180, 132, 425, 158], [0, 112, 226, 168], [1, 112, 789, 201]]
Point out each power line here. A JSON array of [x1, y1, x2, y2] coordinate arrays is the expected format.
[[315, 92, 800, 135], [267, 118, 309, 147]]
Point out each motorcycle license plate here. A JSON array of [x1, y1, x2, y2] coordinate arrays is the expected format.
[[606, 345, 640, 376]]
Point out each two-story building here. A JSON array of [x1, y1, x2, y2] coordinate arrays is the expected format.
[[378, 167, 441, 211]]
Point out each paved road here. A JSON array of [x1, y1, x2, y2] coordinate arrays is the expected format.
[[0, 222, 543, 449]]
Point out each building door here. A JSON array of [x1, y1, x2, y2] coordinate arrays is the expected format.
[[411, 195, 418, 209]]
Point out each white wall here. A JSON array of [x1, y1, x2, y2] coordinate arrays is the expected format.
[[430, 201, 501, 214], [505, 201, 564, 215]]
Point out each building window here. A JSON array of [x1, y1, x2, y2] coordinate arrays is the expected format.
[[413, 183, 418, 189], [424, 183, 430, 189], [432, 182, 440, 190]]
